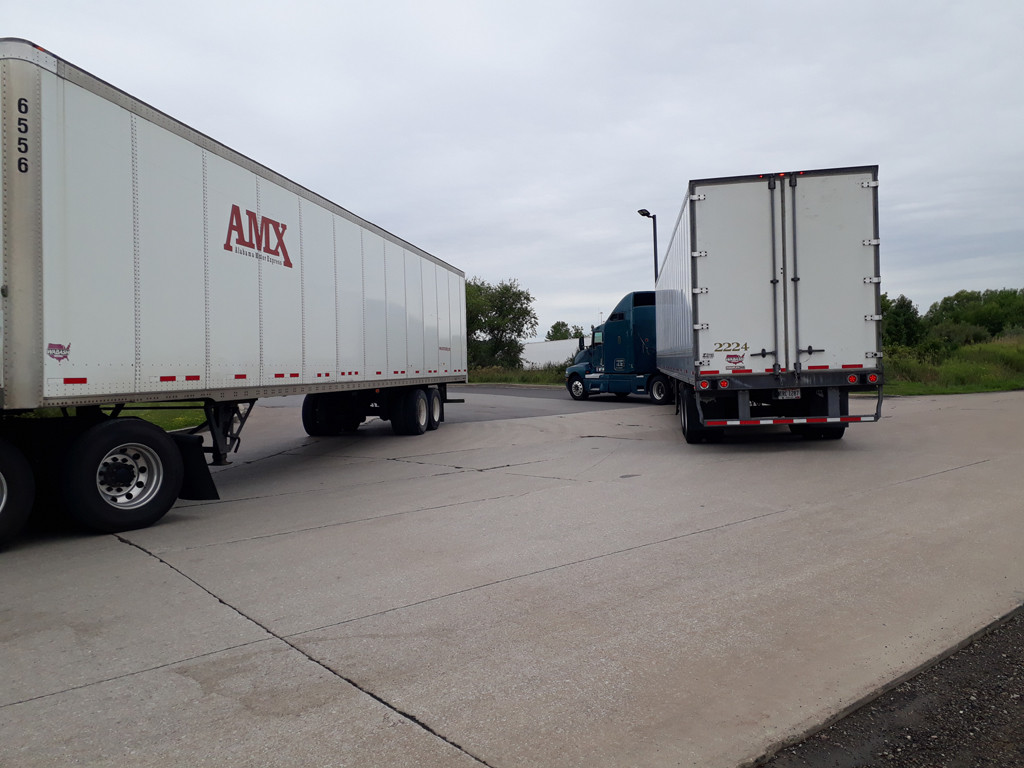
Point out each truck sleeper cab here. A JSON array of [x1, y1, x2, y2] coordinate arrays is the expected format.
[[565, 291, 670, 404]]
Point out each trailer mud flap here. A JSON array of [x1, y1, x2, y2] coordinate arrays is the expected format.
[[172, 433, 219, 500]]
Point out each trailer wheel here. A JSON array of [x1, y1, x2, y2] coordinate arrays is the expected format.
[[427, 388, 443, 430], [648, 375, 671, 405], [789, 425, 847, 440], [62, 419, 184, 533], [393, 388, 429, 436], [302, 393, 363, 435], [567, 375, 589, 401], [680, 385, 706, 445], [303, 393, 338, 436], [340, 413, 364, 433], [0, 438, 35, 549]]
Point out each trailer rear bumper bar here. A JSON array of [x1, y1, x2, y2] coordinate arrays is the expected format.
[[704, 415, 878, 427]]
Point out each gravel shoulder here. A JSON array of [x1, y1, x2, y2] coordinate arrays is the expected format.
[[756, 606, 1024, 767]]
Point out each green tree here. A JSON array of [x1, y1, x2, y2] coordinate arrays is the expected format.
[[545, 321, 585, 341], [925, 288, 1024, 338], [880, 293, 924, 347], [466, 277, 539, 368]]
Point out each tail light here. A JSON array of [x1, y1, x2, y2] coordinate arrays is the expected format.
[[699, 379, 711, 390], [847, 374, 858, 384], [867, 373, 879, 384], [718, 379, 730, 389]]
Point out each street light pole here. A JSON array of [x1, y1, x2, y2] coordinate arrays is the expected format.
[[637, 209, 658, 283]]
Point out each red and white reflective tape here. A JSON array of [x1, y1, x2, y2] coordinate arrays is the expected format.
[[701, 365, 869, 375], [704, 415, 877, 427]]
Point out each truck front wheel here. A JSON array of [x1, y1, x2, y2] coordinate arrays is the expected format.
[[0, 438, 35, 549], [62, 419, 184, 533], [567, 375, 589, 401], [648, 375, 670, 405]]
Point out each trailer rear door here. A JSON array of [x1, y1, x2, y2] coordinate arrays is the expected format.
[[690, 167, 880, 376], [784, 169, 880, 373], [689, 177, 779, 375]]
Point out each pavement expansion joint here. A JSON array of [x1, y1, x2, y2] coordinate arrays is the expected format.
[[289, 504, 795, 637], [889, 458, 991, 487], [112, 535, 496, 767], [1, 637, 268, 708]]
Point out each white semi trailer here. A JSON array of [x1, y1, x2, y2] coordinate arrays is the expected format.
[[656, 166, 883, 443], [0, 39, 467, 546]]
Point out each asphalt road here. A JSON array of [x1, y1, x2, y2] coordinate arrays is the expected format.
[[2, 389, 1022, 767]]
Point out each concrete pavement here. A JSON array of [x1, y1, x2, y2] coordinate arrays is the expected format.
[[2, 391, 1022, 766]]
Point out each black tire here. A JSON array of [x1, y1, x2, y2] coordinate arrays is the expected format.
[[392, 388, 429, 436], [342, 415, 363, 432], [302, 393, 332, 436], [62, 419, 184, 533], [567, 375, 589, 401], [340, 413, 364, 432], [427, 388, 443, 431], [0, 437, 35, 549], [789, 424, 847, 440], [648, 375, 670, 405], [680, 385, 706, 445], [303, 393, 363, 435]]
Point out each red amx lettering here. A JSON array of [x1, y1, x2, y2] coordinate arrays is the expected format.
[[223, 204, 293, 268]]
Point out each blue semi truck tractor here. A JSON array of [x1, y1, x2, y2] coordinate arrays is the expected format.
[[565, 291, 671, 404]]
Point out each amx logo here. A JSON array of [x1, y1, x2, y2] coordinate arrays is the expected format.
[[223, 204, 293, 268]]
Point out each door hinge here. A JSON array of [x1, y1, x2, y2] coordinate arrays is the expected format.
[[864, 314, 882, 322], [692, 287, 708, 294], [689, 193, 706, 202], [866, 351, 883, 359], [862, 238, 881, 246], [863, 276, 881, 284], [693, 323, 709, 331], [861, 180, 879, 188], [691, 250, 708, 258]]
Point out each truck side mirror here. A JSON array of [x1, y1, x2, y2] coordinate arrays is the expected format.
[[578, 336, 585, 350]]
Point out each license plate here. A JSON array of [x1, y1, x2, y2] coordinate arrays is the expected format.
[[776, 388, 801, 400]]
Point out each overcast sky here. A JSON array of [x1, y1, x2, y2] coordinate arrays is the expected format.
[[8, 1, 1023, 340]]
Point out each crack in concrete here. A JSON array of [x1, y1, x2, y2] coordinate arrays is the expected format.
[[167, 488, 546, 552], [0, 637, 269, 709], [889, 459, 991, 486], [193, 463, 470, 507]]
